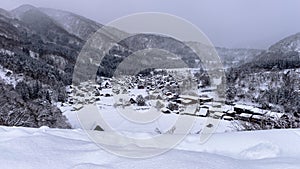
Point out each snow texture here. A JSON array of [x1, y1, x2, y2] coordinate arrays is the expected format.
[[1, 126, 300, 169]]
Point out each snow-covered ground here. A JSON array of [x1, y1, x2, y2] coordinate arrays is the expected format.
[[51, 76, 300, 168], [1, 126, 300, 169], [59, 87, 236, 133], [59, 96, 235, 134]]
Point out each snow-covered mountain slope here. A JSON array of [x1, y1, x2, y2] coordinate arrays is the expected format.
[[0, 8, 12, 18], [40, 7, 102, 40], [186, 41, 263, 69], [269, 32, 300, 53], [10, 4, 36, 19], [226, 67, 300, 115], [1, 126, 300, 169], [216, 47, 263, 68], [226, 33, 300, 115], [245, 32, 300, 71]]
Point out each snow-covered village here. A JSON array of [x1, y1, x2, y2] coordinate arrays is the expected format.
[[1, 1, 300, 169], [60, 68, 290, 133]]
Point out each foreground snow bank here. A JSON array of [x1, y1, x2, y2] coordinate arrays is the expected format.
[[1, 126, 300, 169]]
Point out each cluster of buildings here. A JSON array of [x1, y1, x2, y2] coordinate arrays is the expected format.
[[233, 104, 287, 123], [62, 70, 286, 126], [64, 81, 102, 111]]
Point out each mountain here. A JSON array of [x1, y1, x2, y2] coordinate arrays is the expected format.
[[269, 32, 300, 53], [4, 5, 264, 79], [185, 41, 263, 69], [0, 8, 80, 86], [245, 33, 300, 71], [0, 5, 133, 128], [226, 33, 300, 114], [0, 8, 12, 18], [216, 47, 263, 68], [0, 6, 85, 128], [40, 7, 103, 40], [12, 5, 83, 48], [10, 4, 35, 18]]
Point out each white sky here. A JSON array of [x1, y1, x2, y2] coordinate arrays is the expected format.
[[1, 0, 300, 49]]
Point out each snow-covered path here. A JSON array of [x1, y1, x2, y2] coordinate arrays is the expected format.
[[1, 126, 300, 169]]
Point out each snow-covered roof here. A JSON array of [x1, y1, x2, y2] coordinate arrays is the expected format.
[[179, 95, 199, 101], [223, 116, 234, 120], [251, 108, 266, 115], [239, 113, 252, 118], [265, 111, 285, 119], [234, 104, 254, 110], [226, 110, 236, 115], [252, 115, 264, 120], [181, 99, 193, 104], [196, 108, 208, 116], [73, 104, 83, 110], [213, 112, 225, 117], [200, 105, 212, 109], [199, 97, 213, 101], [211, 102, 223, 107], [209, 107, 223, 113], [161, 108, 170, 112]]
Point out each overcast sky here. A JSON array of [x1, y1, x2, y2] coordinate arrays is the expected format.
[[1, 0, 300, 49]]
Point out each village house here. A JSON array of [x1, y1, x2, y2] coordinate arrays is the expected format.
[[129, 98, 137, 104], [265, 111, 286, 121], [72, 104, 83, 111], [182, 106, 198, 116], [199, 97, 213, 104], [251, 115, 265, 123], [196, 108, 209, 117], [211, 111, 226, 119], [225, 110, 236, 117], [234, 104, 254, 114], [251, 107, 267, 115], [209, 107, 224, 114], [223, 116, 234, 121], [238, 113, 253, 121], [211, 102, 223, 108], [179, 95, 199, 105], [200, 104, 212, 110]]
